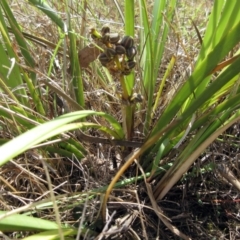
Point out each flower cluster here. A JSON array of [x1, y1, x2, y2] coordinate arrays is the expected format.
[[91, 26, 137, 76]]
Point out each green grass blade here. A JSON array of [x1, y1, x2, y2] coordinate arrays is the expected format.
[[152, 56, 176, 117], [152, 0, 176, 82], [151, 19, 240, 137], [21, 71, 46, 115], [0, 10, 28, 106], [196, 1, 239, 65], [0, 73, 27, 117], [0, 211, 61, 231], [182, 56, 240, 121], [125, 0, 134, 36], [124, 0, 135, 92], [192, 92, 240, 132], [22, 229, 78, 240], [1, 0, 36, 83], [121, 0, 135, 139], [0, 3, 45, 114], [0, 110, 124, 165], [138, 0, 153, 133], [68, 21, 84, 106], [155, 113, 240, 200], [139, 0, 177, 133], [28, 0, 65, 31]]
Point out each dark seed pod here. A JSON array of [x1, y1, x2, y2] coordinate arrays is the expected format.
[[108, 33, 120, 44], [99, 53, 111, 66], [101, 34, 110, 43], [126, 60, 136, 70], [130, 93, 143, 103], [122, 69, 132, 75], [126, 46, 137, 60], [115, 45, 126, 55], [105, 48, 116, 58], [120, 36, 134, 49], [101, 25, 110, 36]]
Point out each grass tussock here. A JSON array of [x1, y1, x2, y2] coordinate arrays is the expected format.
[[0, 0, 240, 239]]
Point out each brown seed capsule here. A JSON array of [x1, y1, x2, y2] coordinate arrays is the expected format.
[[126, 60, 136, 70], [115, 45, 126, 55], [101, 25, 110, 36], [130, 93, 143, 103], [120, 36, 134, 49], [108, 33, 120, 44], [105, 48, 116, 58], [126, 46, 137, 60], [101, 33, 110, 43], [99, 53, 111, 66], [122, 69, 132, 75]]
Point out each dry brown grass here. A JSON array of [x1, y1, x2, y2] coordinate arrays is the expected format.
[[1, 0, 240, 239]]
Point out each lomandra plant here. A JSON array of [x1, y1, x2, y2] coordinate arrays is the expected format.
[[0, 0, 239, 239]]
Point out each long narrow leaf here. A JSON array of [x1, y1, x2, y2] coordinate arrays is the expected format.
[[28, 0, 65, 31], [1, 0, 36, 82], [0, 110, 124, 165], [151, 20, 240, 137], [0, 211, 60, 231]]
